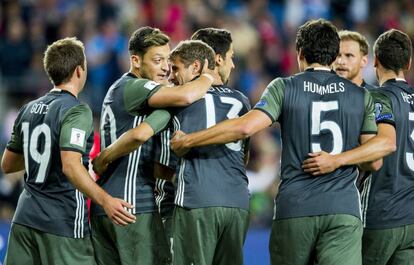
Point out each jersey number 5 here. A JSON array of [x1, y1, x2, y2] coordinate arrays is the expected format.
[[311, 101, 343, 155], [22, 122, 51, 183]]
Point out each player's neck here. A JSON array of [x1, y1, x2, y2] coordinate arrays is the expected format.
[[378, 70, 405, 86], [352, 75, 364, 87], [304, 63, 331, 71], [54, 83, 79, 98]]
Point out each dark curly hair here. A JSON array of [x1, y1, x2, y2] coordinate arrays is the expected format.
[[296, 19, 340, 66], [374, 29, 412, 74]]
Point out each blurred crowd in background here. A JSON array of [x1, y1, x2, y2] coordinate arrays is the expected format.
[[1, 0, 414, 229]]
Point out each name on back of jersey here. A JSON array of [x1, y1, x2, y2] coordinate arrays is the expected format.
[[207, 86, 233, 94], [30, 102, 49, 115], [304, 81, 345, 95], [401, 91, 414, 105]]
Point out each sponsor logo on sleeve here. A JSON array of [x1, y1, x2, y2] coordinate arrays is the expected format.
[[144, 81, 160, 90], [70, 128, 86, 147]]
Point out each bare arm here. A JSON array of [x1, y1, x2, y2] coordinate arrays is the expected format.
[[171, 110, 272, 156], [93, 122, 154, 176], [303, 123, 396, 175], [1, 149, 25, 174], [61, 150, 136, 226], [148, 61, 217, 107]]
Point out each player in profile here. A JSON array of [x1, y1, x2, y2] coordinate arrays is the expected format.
[[334, 30, 376, 90], [362, 29, 414, 265], [1, 37, 135, 265], [90, 26, 216, 265], [171, 19, 395, 265]]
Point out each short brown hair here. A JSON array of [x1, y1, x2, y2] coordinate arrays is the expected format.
[[339, 30, 369, 56], [129, 26, 170, 57], [374, 29, 412, 74], [170, 40, 215, 70], [43, 37, 85, 86]]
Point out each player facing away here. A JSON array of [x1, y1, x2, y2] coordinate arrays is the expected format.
[[171, 19, 395, 265], [169, 39, 251, 265], [361, 29, 414, 265], [334, 30, 376, 90], [1, 38, 135, 265], [90, 26, 216, 265]]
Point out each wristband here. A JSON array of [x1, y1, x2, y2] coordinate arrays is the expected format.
[[201, 73, 214, 83]]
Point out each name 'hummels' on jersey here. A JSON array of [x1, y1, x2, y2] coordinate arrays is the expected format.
[[303, 81, 345, 95]]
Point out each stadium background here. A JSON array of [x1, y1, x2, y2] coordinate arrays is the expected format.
[[0, 0, 413, 264]]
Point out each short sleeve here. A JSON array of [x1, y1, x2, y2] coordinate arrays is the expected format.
[[371, 91, 395, 127], [361, 91, 378, 134], [123, 78, 163, 115], [253, 78, 285, 123], [144, 109, 171, 135], [60, 104, 94, 154]]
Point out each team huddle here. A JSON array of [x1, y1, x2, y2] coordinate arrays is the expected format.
[[1, 18, 413, 265]]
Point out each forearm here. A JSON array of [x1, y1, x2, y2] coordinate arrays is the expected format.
[[1, 149, 25, 174], [174, 74, 213, 105], [63, 161, 110, 206], [183, 118, 248, 149], [335, 135, 395, 167], [101, 124, 154, 163], [149, 74, 213, 107]]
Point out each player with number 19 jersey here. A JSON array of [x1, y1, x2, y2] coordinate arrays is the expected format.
[[254, 68, 377, 220], [6, 89, 93, 238]]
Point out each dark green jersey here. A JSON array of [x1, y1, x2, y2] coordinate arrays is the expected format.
[[173, 85, 251, 210], [91, 73, 171, 216], [363, 79, 414, 229], [254, 69, 377, 220], [6, 89, 93, 238]]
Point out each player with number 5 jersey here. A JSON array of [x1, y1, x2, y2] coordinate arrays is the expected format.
[[171, 19, 395, 265]]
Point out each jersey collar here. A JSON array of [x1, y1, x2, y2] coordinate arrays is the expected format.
[[49, 87, 76, 98], [305, 67, 335, 74]]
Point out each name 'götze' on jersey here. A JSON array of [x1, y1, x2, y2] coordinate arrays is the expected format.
[[30, 102, 49, 115], [303, 81, 345, 95]]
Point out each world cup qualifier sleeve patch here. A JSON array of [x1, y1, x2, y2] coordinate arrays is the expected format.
[[70, 128, 86, 147], [144, 81, 160, 90]]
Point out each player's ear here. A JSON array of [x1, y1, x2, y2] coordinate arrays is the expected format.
[[75, 65, 82, 78], [373, 56, 379, 68], [215, 54, 223, 67], [406, 57, 412, 71], [361, 55, 368, 68], [192, 59, 202, 75], [131, 55, 142, 69]]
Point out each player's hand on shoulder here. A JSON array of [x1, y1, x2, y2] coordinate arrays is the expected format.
[[102, 196, 136, 226], [302, 151, 339, 176], [171, 130, 190, 157]]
